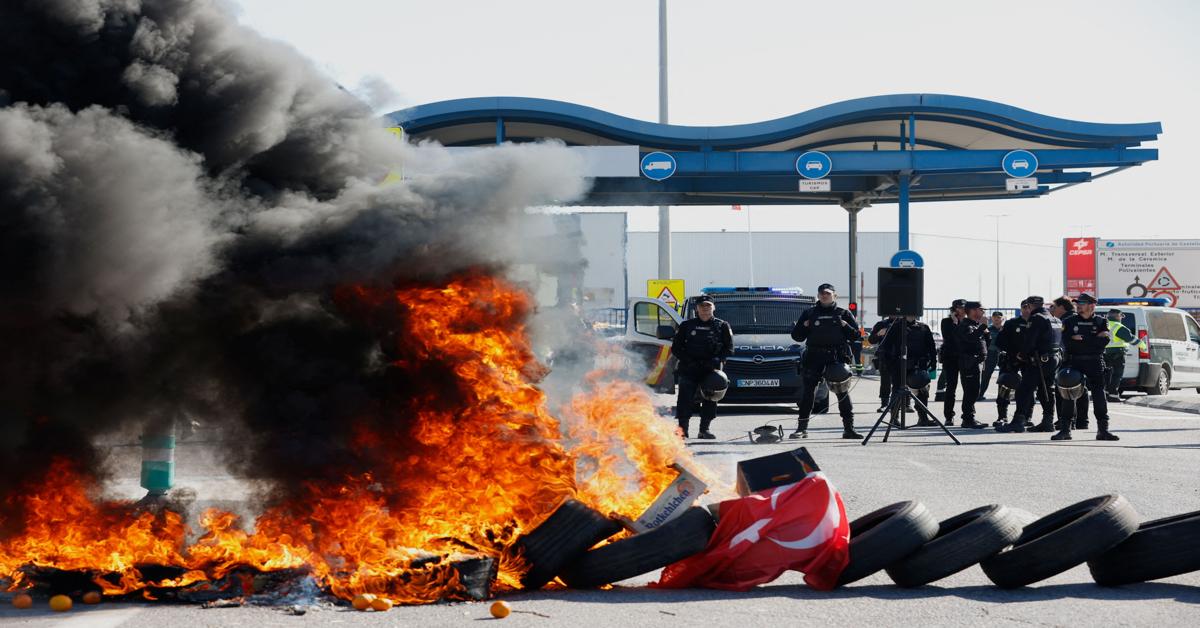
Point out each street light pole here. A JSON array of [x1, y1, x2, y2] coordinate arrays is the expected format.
[[656, 0, 671, 280], [985, 214, 1008, 307]]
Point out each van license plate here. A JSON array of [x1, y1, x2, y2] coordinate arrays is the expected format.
[[738, 379, 780, 387]]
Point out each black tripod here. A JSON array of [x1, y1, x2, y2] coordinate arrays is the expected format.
[[862, 320, 961, 445]]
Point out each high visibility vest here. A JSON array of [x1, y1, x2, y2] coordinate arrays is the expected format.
[[1106, 319, 1145, 351]]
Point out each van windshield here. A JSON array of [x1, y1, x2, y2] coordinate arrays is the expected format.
[[710, 301, 811, 335]]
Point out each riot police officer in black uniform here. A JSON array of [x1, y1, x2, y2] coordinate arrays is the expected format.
[[868, 317, 896, 412], [954, 301, 990, 429], [938, 299, 967, 425], [790, 283, 860, 440], [1056, 293, 1119, 441], [998, 296, 1062, 433], [878, 315, 938, 425], [671, 295, 733, 439], [993, 300, 1028, 427]]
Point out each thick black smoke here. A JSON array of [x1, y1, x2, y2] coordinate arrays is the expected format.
[[0, 0, 586, 519]]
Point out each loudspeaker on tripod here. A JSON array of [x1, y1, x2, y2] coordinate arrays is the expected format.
[[878, 267, 924, 316]]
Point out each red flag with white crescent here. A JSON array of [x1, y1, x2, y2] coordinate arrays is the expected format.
[[651, 472, 849, 591]]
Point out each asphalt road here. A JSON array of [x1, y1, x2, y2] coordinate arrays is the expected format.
[[3, 377, 1198, 627]]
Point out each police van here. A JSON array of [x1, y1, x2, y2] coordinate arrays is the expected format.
[[624, 287, 830, 411], [1099, 298, 1200, 395]]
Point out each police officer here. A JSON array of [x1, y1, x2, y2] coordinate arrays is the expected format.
[[998, 295, 1062, 433], [993, 300, 1029, 427], [1104, 308, 1137, 402], [1057, 293, 1119, 441], [1051, 296, 1087, 427], [938, 299, 967, 425], [868, 316, 896, 412], [978, 311, 1006, 400], [790, 283, 860, 440], [954, 302, 990, 429], [670, 295, 733, 439], [878, 315, 938, 426]]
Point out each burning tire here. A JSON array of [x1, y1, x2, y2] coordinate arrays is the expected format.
[[1088, 509, 1200, 586], [558, 507, 716, 588], [516, 500, 623, 590], [885, 505, 1023, 587], [980, 494, 1139, 589], [837, 501, 938, 586]]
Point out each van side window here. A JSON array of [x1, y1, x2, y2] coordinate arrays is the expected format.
[[634, 302, 675, 336], [1148, 310, 1187, 341], [1186, 315, 1200, 343]]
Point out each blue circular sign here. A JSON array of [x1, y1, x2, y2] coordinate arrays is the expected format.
[[640, 152, 677, 181], [1002, 150, 1038, 178], [890, 249, 925, 268], [796, 151, 832, 179]]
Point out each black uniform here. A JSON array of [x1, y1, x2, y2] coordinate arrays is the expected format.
[[670, 316, 733, 436], [954, 317, 990, 424], [868, 318, 895, 406], [792, 302, 859, 433], [879, 318, 937, 422], [979, 321, 1004, 399], [1013, 306, 1063, 430], [1059, 312, 1111, 434], [993, 317, 1023, 421], [939, 315, 963, 422]]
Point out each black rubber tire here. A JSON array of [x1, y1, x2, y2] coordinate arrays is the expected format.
[[559, 507, 716, 588], [885, 504, 1023, 587], [516, 499, 623, 590], [837, 501, 939, 586], [981, 494, 1139, 588], [1088, 509, 1200, 585]]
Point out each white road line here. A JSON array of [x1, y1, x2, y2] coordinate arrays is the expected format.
[[50, 607, 144, 628], [904, 458, 936, 472]]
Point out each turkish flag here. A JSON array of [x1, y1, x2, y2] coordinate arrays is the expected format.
[[651, 472, 849, 591]]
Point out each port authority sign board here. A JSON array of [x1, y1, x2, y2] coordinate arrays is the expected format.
[[1065, 238, 1200, 309]]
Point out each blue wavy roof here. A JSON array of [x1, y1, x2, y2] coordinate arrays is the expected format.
[[388, 94, 1160, 151]]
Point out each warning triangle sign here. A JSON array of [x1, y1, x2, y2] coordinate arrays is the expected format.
[[656, 286, 679, 308], [1149, 266, 1182, 291]]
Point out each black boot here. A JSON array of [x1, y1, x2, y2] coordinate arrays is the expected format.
[[789, 417, 809, 439], [677, 419, 690, 440], [841, 418, 862, 440], [1030, 418, 1055, 433], [696, 419, 715, 439], [960, 417, 987, 429], [1051, 429, 1072, 440], [1096, 419, 1120, 441], [996, 414, 1026, 433]]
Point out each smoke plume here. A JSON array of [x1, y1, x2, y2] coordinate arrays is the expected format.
[[0, 0, 588, 518]]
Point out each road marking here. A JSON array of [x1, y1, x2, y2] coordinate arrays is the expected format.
[[51, 607, 144, 628], [904, 458, 936, 472]]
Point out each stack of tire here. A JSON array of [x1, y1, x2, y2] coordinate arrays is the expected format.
[[822, 497, 1200, 588], [514, 497, 1200, 591]]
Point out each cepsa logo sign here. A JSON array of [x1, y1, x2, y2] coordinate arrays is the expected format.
[[1068, 238, 1094, 256]]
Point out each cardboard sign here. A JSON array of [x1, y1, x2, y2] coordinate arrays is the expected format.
[[631, 464, 707, 533]]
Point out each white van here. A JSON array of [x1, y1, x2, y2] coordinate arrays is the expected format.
[[1101, 300, 1200, 395]]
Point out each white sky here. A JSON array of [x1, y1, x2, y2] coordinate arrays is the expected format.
[[231, 0, 1199, 278]]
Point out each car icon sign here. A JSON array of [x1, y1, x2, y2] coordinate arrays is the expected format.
[[1011, 159, 1030, 170], [645, 161, 673, 171], [805, 161, 823, 171]]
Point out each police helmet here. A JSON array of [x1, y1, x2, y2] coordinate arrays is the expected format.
[[996, 372, 1021, 400], [906, 370, 932, 391], [1056, 367, 1085, 401], [823, 362, 853, 395], [700, 369, 729, 402]]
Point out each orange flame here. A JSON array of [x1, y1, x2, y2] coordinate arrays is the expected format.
[[0, 273, 716, 604]]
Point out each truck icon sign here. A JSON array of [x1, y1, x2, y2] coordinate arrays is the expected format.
[[645, 161, 673, 171], [1011, 159, 1029, 170], [805, 161, 823, 171]]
